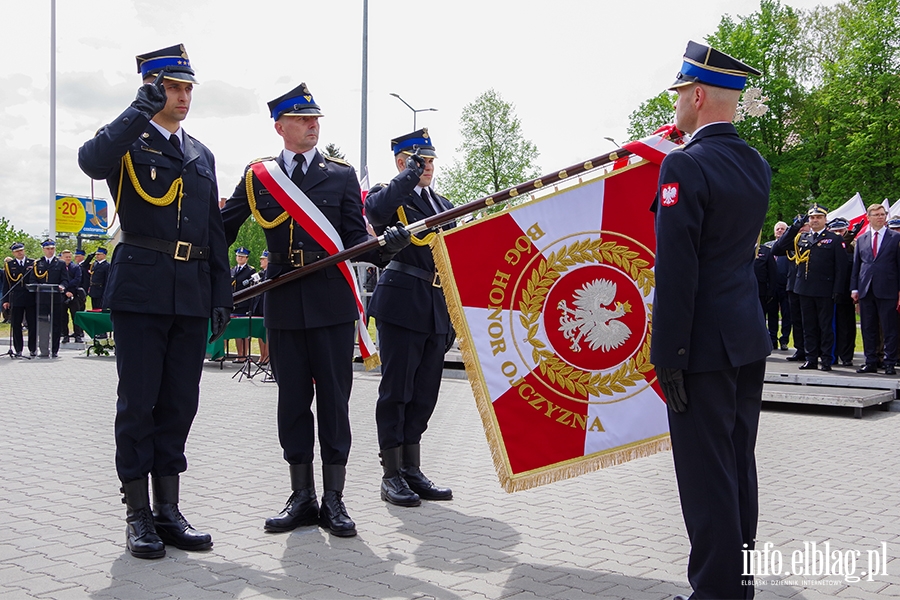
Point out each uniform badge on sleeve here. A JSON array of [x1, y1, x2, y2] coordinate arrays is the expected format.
[[661, 183, 679, 207]]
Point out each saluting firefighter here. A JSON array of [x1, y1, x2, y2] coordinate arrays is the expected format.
[[221, 83, 410, 537], [230, 246, 256, 362], [88, 247, 109, 310], [364, 129, 455, 507], [778, 204, 848, 371], [78, 44, 232, 559]]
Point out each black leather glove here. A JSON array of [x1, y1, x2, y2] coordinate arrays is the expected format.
[[131, 70, 168, 119], [382, 222, 412, 255], [793, 213, 810, 227], [405, 153, 425, 178], [850, 220, 864, 237], [658, 367, 688, 413], [209, 307, 231, 343]]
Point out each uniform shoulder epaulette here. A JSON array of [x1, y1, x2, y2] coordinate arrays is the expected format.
[[763, 240, 775, 248], [248, 156, 276, 165], [324, 155, 351, 167], [369, 182, 388, 193]]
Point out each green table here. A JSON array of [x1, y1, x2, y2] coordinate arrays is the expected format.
[[72, 311, 266, 360]]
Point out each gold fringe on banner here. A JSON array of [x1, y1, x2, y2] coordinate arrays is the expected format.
[[363, 353, 381, 371], [430, 160, 671, 493]]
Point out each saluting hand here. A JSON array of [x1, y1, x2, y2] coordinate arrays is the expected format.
[[131, 70, 168, 119], [405, 153, 425, 178]]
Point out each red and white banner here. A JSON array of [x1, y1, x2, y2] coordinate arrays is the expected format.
[[434, 152, 676, 492], [250, 160, 379, 368]]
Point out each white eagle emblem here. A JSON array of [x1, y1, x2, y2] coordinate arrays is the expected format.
[[558, 279, 632, 353], [661, 183, 679, 206]]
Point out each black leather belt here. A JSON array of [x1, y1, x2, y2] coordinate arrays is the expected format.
[[385, 261, 441, 288], [119, 232, 209, 261], [268, 250, 330, 267]]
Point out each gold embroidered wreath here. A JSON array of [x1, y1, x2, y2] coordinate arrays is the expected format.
[[518, 238, 655, 397]]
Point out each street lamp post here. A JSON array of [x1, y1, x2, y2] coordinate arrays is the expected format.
[[389, 93, 437, 130]]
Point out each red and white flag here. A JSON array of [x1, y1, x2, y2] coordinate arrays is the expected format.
[[433, 142, 680, 491]]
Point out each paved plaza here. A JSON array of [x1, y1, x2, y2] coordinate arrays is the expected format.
[[1, 346, 899, 599]]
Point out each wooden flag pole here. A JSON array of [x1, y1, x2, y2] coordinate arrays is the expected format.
[[233, 146, 638, 305]]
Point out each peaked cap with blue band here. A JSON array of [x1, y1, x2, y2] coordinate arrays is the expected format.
[[268, 83, 324, 120], [41, 239, 56, 248], [136, 44, 197, 84], [391, 128, 437, 157], [10, 242, 24, 251], [669, 41, 761, 91], [235, 247, 250, 256]]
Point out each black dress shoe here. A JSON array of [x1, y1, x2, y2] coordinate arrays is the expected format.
[[319, 490, 356, 537], [786, 353, 805, 362], [381, 475, 421, 507], [799, 361, 818, 370], [401, 467, 453, 501], [857, 364, 878, 374], [264, 489, 319, 532], [885, 366, 897, 375], [820, 364, 832, 371], [780, 343, 789, 350], [841, 361, 854, 367]]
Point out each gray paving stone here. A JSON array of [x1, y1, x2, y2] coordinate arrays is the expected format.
[[2, 347, 900, 599]]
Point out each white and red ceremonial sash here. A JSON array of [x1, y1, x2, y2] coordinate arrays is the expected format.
[[433, 137, 680, 492], [250, 159, 379, 368]]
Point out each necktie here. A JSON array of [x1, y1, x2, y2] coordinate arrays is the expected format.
[[291, 154, 306, 187], [168, 133, 183, 157], [422, 188, 442, 215], [873, 231, 879, 258]]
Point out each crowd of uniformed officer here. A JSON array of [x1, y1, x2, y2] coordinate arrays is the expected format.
[[767, 202, 900, 374], [2, 240, 112, 356]]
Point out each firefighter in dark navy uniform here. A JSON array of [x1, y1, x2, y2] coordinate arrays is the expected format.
[[2, 242, 36, 357], [774, 204, 847, 371], [230, 246, 256, 361], [78, 44, 232, 560], [88, 247, 110, 309], [364, 129, 455, 508], [28, 239, 69, 358], [650, 41, 772, 600], [221, 83, 410, 538]]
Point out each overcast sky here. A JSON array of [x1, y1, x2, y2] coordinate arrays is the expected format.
[[3, 0, 837, 237]]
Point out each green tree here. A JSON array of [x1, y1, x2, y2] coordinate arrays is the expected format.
[[440, 89, 541, 207], [324, 143, 346, 160], [229, 218, 267, 268], [0, 218, 41, 258], [626, 92, 675, 140], [705, 0, 811, 232]]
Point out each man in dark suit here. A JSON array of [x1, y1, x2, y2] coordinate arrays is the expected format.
[[651, 41, 771, 600], [28, 240, 69, 358], [766, 221, 791, 350], [60, 249, 83, 343], [852, 203, 900, 374], [2, 242, 36, 357], [365, 129, 455, 508], [88, 247, 109, 310], [78, 44, 232, 559], [754, 239, 777, 347], [221, 83, 409, 538]]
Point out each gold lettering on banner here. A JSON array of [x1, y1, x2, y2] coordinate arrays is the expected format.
[[588, 417, 605, 432], [518, 381, 587, 430]]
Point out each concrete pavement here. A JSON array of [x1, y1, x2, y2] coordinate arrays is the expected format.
[[1, 343, 899, 599]]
